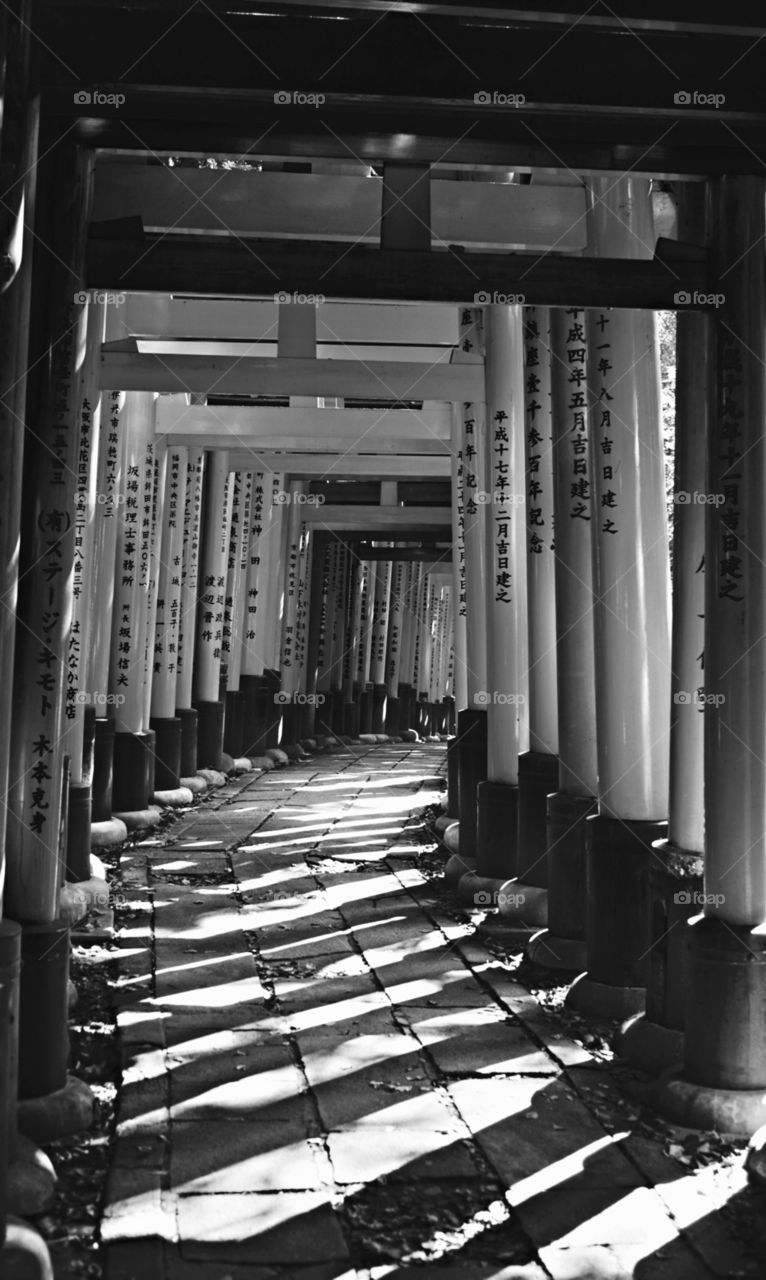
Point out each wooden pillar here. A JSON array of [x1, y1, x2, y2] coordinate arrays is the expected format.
[[370, 555, 393, 733], [222, 471, 253, 758], [568, 176, 671, 1020], [660, 176, 766, 1137], [176, 447, 205, 776], [194, 451, 232, 768], [455, 306, 488, 864], [528, 306, 598, 972], [150, 448, 188, 789], [385, 560, 405, 734], [109, 393, 159, 813], [513, 306, 560, 902], [278, 481, 307, 745], [240, 470, 274, 756]]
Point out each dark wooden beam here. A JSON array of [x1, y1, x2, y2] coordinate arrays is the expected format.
[[87, 233, 712, 309]]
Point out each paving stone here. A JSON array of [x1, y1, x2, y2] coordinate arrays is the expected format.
[[447, 1077, 644, 1190], [170, 1120, 332, 1191], [415, 1020, 558, 1076], [101, 1169, 173, 1240], [176, 1192, 349, 1263], [104, 1240, 166, 1280], [327, 1130, 486, 1183], [169, 1046, 308, 1121]]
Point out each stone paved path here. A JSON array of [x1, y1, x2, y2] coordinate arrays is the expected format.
[[101, 742, 756, 1280]]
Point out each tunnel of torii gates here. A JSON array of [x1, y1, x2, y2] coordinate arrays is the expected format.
[[7, 32, 766, 1260]]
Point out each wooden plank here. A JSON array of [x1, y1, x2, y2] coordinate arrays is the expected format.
[[89, 236, 711, 310], [300, 505, 452, 530], [224, 452, 451, 477], [117, 297, 459, 345], [154, 401, 452, 438], [92, 164, 588, 252], [102, 353, 483, 397]]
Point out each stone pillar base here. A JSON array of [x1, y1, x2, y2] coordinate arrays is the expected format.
[[150, 715, 182, 790], [516, 751, 559, 888], [446, 736, 459, 818], [384, 695, 400, 736], [7, 1136, 57, 1217], [223, 690, 245, 757], [17, 1074, 94, 1143], [653, 917, 766, 1135], [371, 683, 387, 733], [359, 686, 373, 735], [456, 708, 487, 863], [566, 973, 646, 1020], [263, 670, 281, 748], [177, 707, 198, 776], [65, 783, 92, 882], [475, 915, 538, 947], [91, 716, 115, 822], [112, 730, 155, 813], [476, 780, 518, 879], [615, 1012, 684, 1076], [194, 699, 225, 770], [1, 1217, 53, 1280], [526, 930, 587, 973], [566, 813, 666, 1019]]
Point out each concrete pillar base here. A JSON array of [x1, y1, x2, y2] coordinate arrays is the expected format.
[[446, 736, 459, 819], [17, 1074, 94, 1143], [1, 1217, 53, 1280], [112, 730, 155, 813], [652, 917, 766, 1135], [177, 707, 198, 777], [433, 815, 453, 837], [371, 683, 387, 734], [476, 780, 519, 879], [195, 768, 226, 787], [567, 814, 666, 1016], [526, 930, 587, 973], [615, 1012, 684, 1076], [544, 791, 596, 968], [65, 783, 92, 882], [637, 839, 703, 1056], [194, 699, 225, 770], [516, 751, 559, 888], [58, 881, 90, 928], [359, 686, 373, 734], [444, 853, 474, 888], [149, 716, 182, 790], [265, 748, 289, 767], [113, 806, 163, 830], [457, 871, 548, 926], [179, 775, 208, 794], [385, 695, 400, 736], [7, 1136, 57, 1217], [152, 786, 194, 808], [456, 708, 488, 863], [655, 1076, 766, 1139], [91, 716, 114, 822], [90, 817, 128, 848], [566, 973, 646, 1020], [475, 916, 538, 947], [263, 671, 282, 748], [223, 689, 246, 758], [745, 1128, 766, 1183]]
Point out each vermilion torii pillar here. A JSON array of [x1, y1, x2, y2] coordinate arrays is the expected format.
[[176, 447, 205, 777], [150, 447, 188, 790], [194, 450, 233, 769], [620, 187, 707, 1070], [568, 175, 671, 1020], [453, 306, 488, 870], [474, 305, 527, 887], [660, 176, 766, 1138], [528, 306, 598, 972]]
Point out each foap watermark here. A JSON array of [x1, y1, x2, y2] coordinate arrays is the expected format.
[[674, 90, 725, 108], [474, 90, 525, 108], [274, 290, 325, 305], [674, 890, 726, 908], [274, 691, 326, 706], [673, 689, 726, 708], [474, 291, 526, 305], [273, 490, 325, 506], [73, 89, 126, 108], [273, 90, 325, 107], [674, 291, 725, 308], [474, 690, 526, 707], [673, 490, 724, 506], [74, 289, 126, 306], [76, 691, 126, 707], [93, 491, 126, 506], [474, 490, 526, 506]]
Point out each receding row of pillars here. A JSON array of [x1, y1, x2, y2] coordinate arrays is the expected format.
[[445, 173, 766, 1140]]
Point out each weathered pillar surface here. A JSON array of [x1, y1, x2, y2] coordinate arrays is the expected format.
[[452, 306, 489, 869], [568, 175, 671, 1020], [660, 177, 766, 1139], [194, 450, 232, 768], [620, 189, 707, 1068], [474, 305, 526, 884], [6, 143, 94, 922], [527, 306, 598, 971]]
